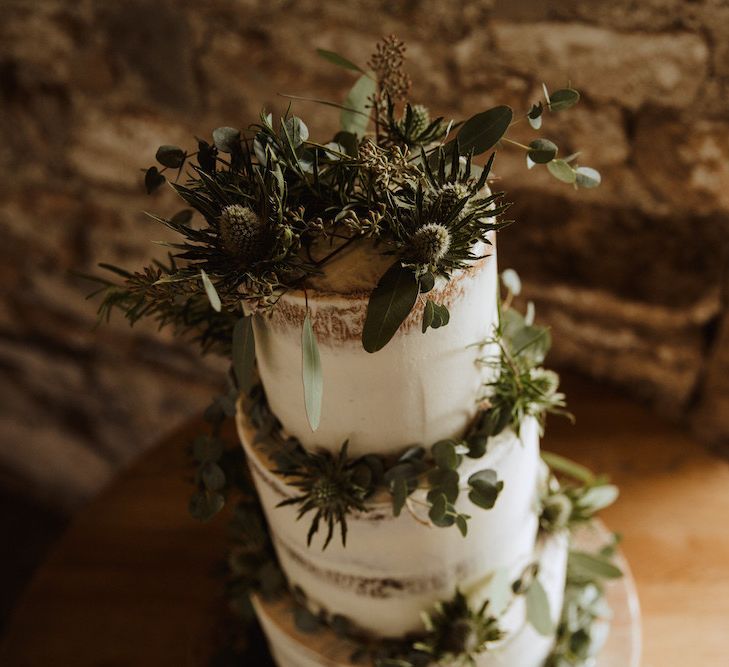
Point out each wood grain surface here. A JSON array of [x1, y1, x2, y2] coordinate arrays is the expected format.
[[1, 375, 728, 666]]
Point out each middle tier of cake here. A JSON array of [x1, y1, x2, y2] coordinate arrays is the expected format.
[[237, 404, 544, 638]]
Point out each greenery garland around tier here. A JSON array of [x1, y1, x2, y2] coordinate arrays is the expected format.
[[85, 35, 600, 432]]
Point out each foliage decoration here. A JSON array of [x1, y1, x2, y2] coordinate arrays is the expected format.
[[540, 452, 619, 533], [476, 269, 571, 438], [88, 35, 600, 368]]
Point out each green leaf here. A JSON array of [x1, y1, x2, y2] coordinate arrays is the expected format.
[[201, 461, 226, 492], [293, 605, 321, 633], [541, 452, 595, 484], [155, 145, 186, 168], [457, 105, 513, 155], [212, 126, 241, 153], [568, 550, 623, 580], [547, 159, 576, 183], [144, 166, 166, 194], [189, 491, 224, 521], [316, 48, 366, 74], [468, 469, 503, 509], [526, 579, 554, 635], [466, 434, 488, 459], [578, 484, 619, 512], [456, 514, 469, 537], [428, 493, 448, 523], [362, 261, 419, 353], [200, 269, 221, 312], [232, 316, 256, 393], [192, 435, 223, 463], [548, 88, 580, 111], [302, 312, 323, 431], [575, 166, 601, 189], [392, 477, 408, 517], [527, 138, 558, 164], [432, 440, 458, 470], [419, 272, 435, 293], [422, 299, 435, 333], [341, 74, 375, 137], [527, 102, 543, 130]]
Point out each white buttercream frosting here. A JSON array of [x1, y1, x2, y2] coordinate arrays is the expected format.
[[252, 240, 499, 457], [250, 530, 568, 667], [237, 402, 543, 637]]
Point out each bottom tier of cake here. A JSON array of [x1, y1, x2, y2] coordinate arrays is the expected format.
[[252, 531, 570, 667]]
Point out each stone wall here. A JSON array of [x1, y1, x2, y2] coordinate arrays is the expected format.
[[2, 0, 728, 512]]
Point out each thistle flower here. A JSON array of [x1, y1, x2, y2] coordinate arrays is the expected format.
[[415, 590, 502, 664], [411, 223, 452, 266], [219, 204, 264, 259], [276, 442, 369, 549]]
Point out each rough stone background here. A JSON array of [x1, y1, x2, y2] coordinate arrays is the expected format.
[[1, 0, 728, 516]]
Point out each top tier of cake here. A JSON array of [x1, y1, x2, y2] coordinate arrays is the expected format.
[[252, 239, 499, 457]]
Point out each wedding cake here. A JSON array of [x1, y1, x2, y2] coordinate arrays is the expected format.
[[91, 36, 619, 667]]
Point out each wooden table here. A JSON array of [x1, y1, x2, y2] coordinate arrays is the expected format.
[[2, 375, 728, 666]]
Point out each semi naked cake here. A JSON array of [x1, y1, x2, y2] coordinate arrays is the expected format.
[[92, 36, 620, 667]]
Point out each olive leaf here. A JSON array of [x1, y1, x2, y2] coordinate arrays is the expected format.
[[362, 261, 419, 353], [541, 452, 595, 484], [341, 74, 375, 137], [568, 550, 623, 580], [232, 316, 256, 393], [316, 48, 366, 74], [200, 269, 221, 312], [457, 105, 513, 155], [302, 312, 323, 431], [526, 579, 554, 636]]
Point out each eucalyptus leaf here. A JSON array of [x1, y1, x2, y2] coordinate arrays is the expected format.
[[419, 272, 435, 293], [293, 605, 321, 633], [341, 74, 375, 137], [526, 579, 554, 635], [362, 261, 419, 353], [201, 461, 226, 492], [575, 166, 601, 189], [200, 269, 221, 312], [527, 138, 558, 164], [212, 126, 241, 154], [155, 144, 186, 168], [428, 493, 448, 523], [316, 48, 366, 74], [144, 166, 166, 194], [549, 88, 580, 111], [189, 491, 224, 521], [432, 440, 459, 470], [281, 116, 309, 149], [457, 105, 513, 155], [466, 434, 488, 459], [232, 316, 256, 393], [455, 514, 469, 537], [302, 312, 323, 431], [468, 469, 503, 509], [547, 159, 576, 183], [422, 299, 435, 333], [392, 476, 409, 517]]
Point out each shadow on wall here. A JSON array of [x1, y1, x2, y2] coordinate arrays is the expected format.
[[1, 0, 728, 521]]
